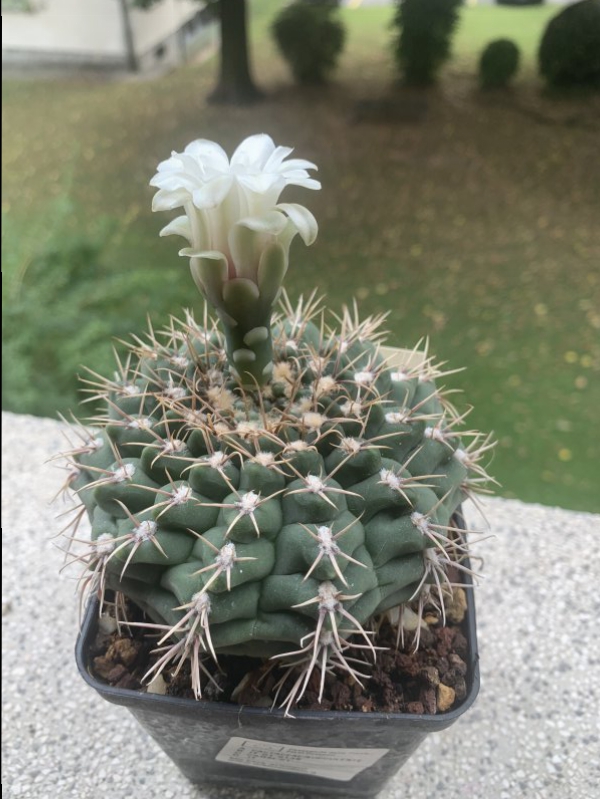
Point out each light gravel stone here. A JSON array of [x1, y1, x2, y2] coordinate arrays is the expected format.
[[2, 411, 599, 798]]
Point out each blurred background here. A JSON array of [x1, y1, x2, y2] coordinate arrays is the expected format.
[[2, 0, 599, 511]]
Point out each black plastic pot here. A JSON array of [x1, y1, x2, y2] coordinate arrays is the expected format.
[[76, 524, 479, 797]]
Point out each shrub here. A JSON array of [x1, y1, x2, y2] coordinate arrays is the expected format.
[[1, 232, 182, 417], [479, 39, 520, 89], [392, 0, 462, 86], [539, 0, 600, 89], [272, 1, 346, 85]]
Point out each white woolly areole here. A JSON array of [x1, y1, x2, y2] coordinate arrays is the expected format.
[[207, 386, 235, 412], [162, 382, 187, 400], [192, 591, 211, 614], [302, 412, 327, 430], [171, 355, 190, 369], [317, 525, 339, 553], [305, 475, 325, 493], [162, 438, 186, 454], [354, 370, 374, 386], [236, 491, 260, 514], [121, 383, 139, 396], [454, 448, 469, 464], [272, 361, 295, 385], [171, 484, 192, 505], [294, 397, 314, 415], [315, 376, 337, 396], [207, 368, 225, 386], [424, 547, 441, 565], [340, 400, 362, 418], [385, 410, 409, 425], [254, 451, 276, 467], [95, 533, 115, 556], [235, 421, 260, 438], [380, 468, 403, 492], [184, 410, 207, 426], [112, 463, 135, 482], [309, 356, 327, 374], [213, 422, 231, 437], [216, 542, 237, 568], [134, 520, 157, 542], [340, 437, 362, 454], [411, 511, 431, 535], [318, 581, 340, 612], [288, 440, 309, 452], [206, 451, 227, 469], [89, 436, 105, 450], [127, 417, 154, 430], [390, 371, 409, 383], [424, 426, 445, 443]]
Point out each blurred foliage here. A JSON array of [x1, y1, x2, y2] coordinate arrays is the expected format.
[[391, 0, 462, 86], [539, 0, 600, 89], [2, 215, 186, 417], [2, 0, 599, 511], [479, 39, 520, 89], [272, 1, 346, 85]]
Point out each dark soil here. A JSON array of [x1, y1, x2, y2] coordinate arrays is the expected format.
[[89, 593, 471, 715]]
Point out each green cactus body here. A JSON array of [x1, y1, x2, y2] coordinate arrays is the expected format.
[[64, 300, 491, 709]]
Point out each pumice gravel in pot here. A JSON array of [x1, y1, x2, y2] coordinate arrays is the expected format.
[[57, 134, 494, 796]]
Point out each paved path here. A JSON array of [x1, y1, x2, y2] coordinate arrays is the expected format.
[[2, 411, 599, 798]]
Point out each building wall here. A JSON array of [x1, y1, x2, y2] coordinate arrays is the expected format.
[[2, 0, 212, 70], [130, 0, 204, 57], [2, 0, 125, 60]]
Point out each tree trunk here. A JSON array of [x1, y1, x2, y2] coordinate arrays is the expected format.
[[208, 0, 263, 105], [119, 0, 138, 72]]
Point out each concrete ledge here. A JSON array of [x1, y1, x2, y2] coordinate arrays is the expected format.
[[2, 411, 599, 798]]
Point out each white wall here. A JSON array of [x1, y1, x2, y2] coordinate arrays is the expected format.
[[130, 0, 201, 57], [2, 0, 203, 61], [2, 0, 125, 57]]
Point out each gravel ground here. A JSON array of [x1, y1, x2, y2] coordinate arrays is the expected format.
[[2, 411, 599, 799]]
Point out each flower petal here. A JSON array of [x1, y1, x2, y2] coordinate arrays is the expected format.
[[235, 172, 282, 195], [282, 173, 321, 191], [277, 158, 319, 174], [189, 252, 228, 310], [159, 215, 192, 242], [237, 210, 289, 236], [276, 203, 318, 246], [152, 188, 189, 212], [257, 242, 287, 307], [263, 146, 294, 171], [229, 212, 289, 282], [192, 175, 233, 210], [231, 134, 276, 169], [184, 139, 230, 171]]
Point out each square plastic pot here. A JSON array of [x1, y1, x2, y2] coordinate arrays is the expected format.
[[75, 533, 479, 797]]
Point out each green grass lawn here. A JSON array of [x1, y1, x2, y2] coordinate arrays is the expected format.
[[2, 1, 599, 511]]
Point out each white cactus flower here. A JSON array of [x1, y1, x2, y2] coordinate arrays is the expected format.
[[151, 133, 321, 387], [151, 134, 320, 296]]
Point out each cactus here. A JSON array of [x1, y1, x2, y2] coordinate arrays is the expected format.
[[58, 135, 494, 714]]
